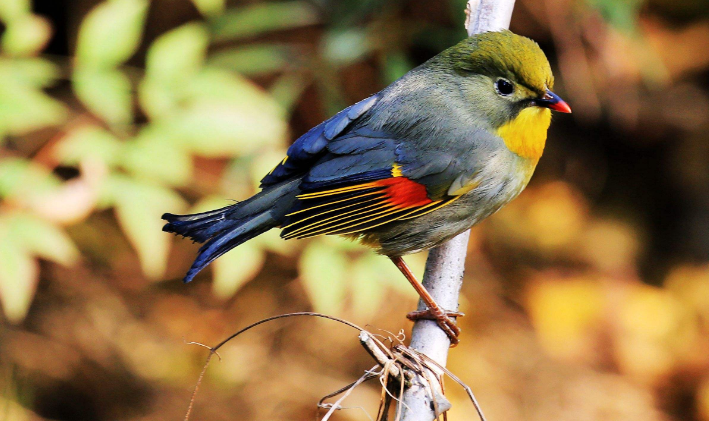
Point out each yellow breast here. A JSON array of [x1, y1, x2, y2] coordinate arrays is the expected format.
[[496, 107, 552, 160]]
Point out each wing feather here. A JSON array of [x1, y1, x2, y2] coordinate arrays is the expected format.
[[280, 173, 458, 240]]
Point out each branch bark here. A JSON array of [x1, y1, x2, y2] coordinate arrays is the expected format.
[[400, 1, 516, 420]]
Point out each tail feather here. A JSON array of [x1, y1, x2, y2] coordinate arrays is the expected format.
[[163, 204, 239, 243], [184, 212, 274, 282], [162, 179, 300, 283]]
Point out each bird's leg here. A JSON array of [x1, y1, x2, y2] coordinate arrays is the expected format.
[[389, 256, 464, 346]]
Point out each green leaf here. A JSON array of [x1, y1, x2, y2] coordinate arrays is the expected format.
[[269, 72, 309, 112], [383, 51, 413, 84], [212, 241, 265, 299], [211, 1, 319, 41], [191, 0, 225, 17], [585, 0, 642, 33], [349, 256, 387, 319], [138, 78, 176, 120], [108, 175, 187, 279], [170, 100, 287, 157], [184, 68, 284, 114], [343, 252, 422, 319], [9, 213, 79, 266], [247, 148, 288, 191], [351, 254, 418, 311], [322, 28, 371, 66], [1, 14, 51, 57], [0, 0, 30, 22], [54, 125, 123, 166], [380, 254, 424, 298], [0, 220, 38, 323], [75, 0, 148, 69], [163, 68, 287, 157], [0, 57, 60, 88], [73, 68, 133, 126], [0, 80, 67, 140], [139, 23, 209, 119], [208, 44, 294, 76], [299, 241, 348, 315], [0, 396, 37, 420], [252, 228, 294, 255], [0, 158, 60, 200], [120, 125, 193, 186], [145, 23, 209, 86]]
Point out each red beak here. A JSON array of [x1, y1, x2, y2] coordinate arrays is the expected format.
[[535, 89, 572, 113]]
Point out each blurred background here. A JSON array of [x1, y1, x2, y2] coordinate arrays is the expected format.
[[1, 0, 709, 419]]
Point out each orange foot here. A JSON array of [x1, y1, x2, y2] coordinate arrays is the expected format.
[[407, 308, 464, 347]]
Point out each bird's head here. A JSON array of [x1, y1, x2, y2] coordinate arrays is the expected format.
[[439, 30, 571, 159]]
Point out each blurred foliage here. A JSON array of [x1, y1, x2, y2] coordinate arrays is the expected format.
[[0, 0, 430, 326], [1, 0, 709, 420]]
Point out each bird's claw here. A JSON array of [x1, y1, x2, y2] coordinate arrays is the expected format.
[[407, 308, 464, 347]]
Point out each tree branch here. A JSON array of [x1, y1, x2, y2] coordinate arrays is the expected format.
[[399, 1, 516, 420]]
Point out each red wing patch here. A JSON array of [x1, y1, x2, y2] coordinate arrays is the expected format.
[[373, 177, 433, 208], [281, 175, 457, 240]]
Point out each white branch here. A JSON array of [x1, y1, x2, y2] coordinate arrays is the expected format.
[[465, 0, 516, 36], [399, 1, 516, 420]]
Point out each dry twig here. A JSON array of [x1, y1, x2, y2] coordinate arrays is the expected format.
[[183, 313, 486, 421]]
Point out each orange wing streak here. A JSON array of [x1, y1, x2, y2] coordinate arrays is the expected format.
[[374, 177, 433, 209]]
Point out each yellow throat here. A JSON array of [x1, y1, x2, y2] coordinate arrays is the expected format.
[[496, 107, 552, 160]]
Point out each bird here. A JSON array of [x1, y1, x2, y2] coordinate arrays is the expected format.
[[162, 30, 571, 346]]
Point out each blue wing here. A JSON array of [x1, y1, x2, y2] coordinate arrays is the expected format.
[[260, 94, 380, 187]]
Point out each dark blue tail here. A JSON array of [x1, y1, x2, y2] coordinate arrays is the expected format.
[[162, 179, 300, 282]]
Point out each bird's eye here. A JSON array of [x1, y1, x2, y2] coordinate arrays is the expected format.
[[495, 79, 514, 96]]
